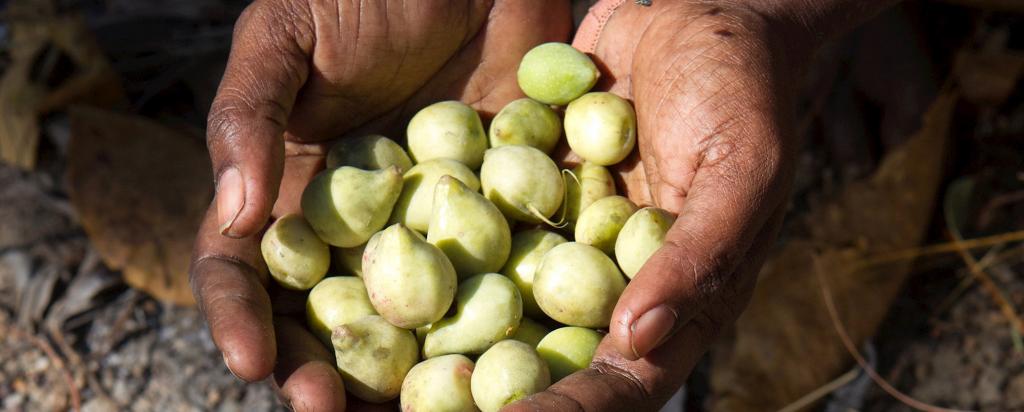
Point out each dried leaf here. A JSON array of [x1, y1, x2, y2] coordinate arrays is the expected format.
[[0, 166, 75, 248], [0, 14, 124, 169], [955, 51, 1024, 106], [710, 93, 957, 411], [67, 107, 210, 306]]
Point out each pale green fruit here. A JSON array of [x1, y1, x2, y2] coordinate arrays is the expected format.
[[517, 43, 599, 105], [536, 327, 603, 382], [391, 159, 481, 233], [471, 340, 550, 412], [480, 145, 564, 224], [306, 277, 377, 346], [325, 134, 413, 173], [428, 176, 511, 278], [575, 196, 638, 255], [260, 214, 329, 290], [302, 166, 403, 247], [563, 162, 615, 225], [533, 242, 626, 328], [564, 92, 637, 166], [330, 231, 381, 277], [363, 224, 457, 328], [407, 101, 487, 169], [415, 324, 431, 349], [400, 355, 477, 412], [500, 230, 567, 318], [331, 315, 419, 403], [423, 273, 523, 358], [615, 207, 676, 279], [511, 318, 550, 348], [488, 98, 561, 153]]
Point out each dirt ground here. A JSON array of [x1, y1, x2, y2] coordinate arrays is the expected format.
[[1, 0, 1022, 411]]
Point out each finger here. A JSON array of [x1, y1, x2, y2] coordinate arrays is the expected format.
[[190, 205, 275, 381], [273, 317, 346, 412], [207, 0, 313, 238]]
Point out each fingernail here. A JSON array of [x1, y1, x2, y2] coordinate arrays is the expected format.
[[216, 167, 244, 237], [629, 305, 678, 359], [223, 352, 243, 381]]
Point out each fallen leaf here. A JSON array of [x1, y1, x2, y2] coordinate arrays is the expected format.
[[0, 12, 124, 169], [67, 106, 209, 306], [710, 93, 956, 411], [955, 50, 1024, 106]]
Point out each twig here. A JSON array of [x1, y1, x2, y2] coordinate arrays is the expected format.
[[951, 235, 1024, 339], [777, 366, 860, 412], [813, 256, 974, 412], [4, 322, 82, 412], [856, 230, 1024, 268]]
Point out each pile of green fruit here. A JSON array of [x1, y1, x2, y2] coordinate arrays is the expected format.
[[261, 42, 675, 412]]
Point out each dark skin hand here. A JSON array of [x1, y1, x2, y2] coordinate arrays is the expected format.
[[191, 1, 570, 410], [193, 0, 897, 411], [512, 0, 898, 410]]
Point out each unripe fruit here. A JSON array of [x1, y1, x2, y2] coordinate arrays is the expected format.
[[615, 207, 676, 279], [331, 315, 419, 403], [517, 43, 599, 105], [500, 230, 567, 318], [428, 176, 511, 278], [306, 276, 377, 346], [480, 145, 564, 224], [325, 134, 412, 173], [363, 224, 457, 329], [511, 318, 550, 348], [407, 101, 487, 169], [391, 159, 480, 233], [423, 273, 523, 358], [563, 162, 615, 225], [260, 214, 329, 290], [471, 340, 550, 412], [489, 98, 561, 153], [575, 196, 638, 255], [401, 355, 477, 412], [533, 242, 626, 328], [536, 327, 603, 382], [564, 92, 637, 166], [302, 166, 403, 247]]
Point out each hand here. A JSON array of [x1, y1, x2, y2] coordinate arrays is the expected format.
[[511, 1, 894, 410], [189, 1, 571, 410]]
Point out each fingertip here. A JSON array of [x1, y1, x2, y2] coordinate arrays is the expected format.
[[278, 361, 346, 412], [220, 325, 277, 382]]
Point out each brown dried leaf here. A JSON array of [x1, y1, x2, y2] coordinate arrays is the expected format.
[[710, 93, 957, 411], [67, 107, 210, 306], [955, 50, 1024, 106], [0, 14, 124, 169]]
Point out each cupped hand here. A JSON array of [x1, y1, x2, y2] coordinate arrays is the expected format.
[[190, 1, 570, 410], [511, 1, 890, 410]]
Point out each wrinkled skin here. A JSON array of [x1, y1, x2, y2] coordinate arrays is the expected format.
[[189, 1, 570, 411], [191, 0, 896, 411]]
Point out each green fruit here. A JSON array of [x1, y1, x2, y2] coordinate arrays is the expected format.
[[260, 214, 329, 290], [574, 196, 638, 254], [302, 166, 403, 247], [306, 277, 377, 346], [511, 318, 550, 348], [428, 176, 511, 278], [615, 207, 675, 279], [423, 273, 523, 358], [564, 92, 637, 166], [480, 145, 564, 224], [401, 355, 477, 412], [391, 159, 481, 233], [331, 315, 419, 403], [407, 101, 487, 169], [533, 242, 626, 328], [517, 43, 599, 105], [471, 340, 550, 412], [489, 98, 561, 153], [536, 327, 603, 382], [325, 134, 412, 173], [563, 162, 615, 225], [363, 224, 457, 329], [500, 230, 567, 318]]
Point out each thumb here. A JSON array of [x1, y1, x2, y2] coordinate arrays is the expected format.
[[207, 1, 313, 238]]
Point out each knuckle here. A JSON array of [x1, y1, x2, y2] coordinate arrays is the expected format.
[[590, 359, 656, 404]]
